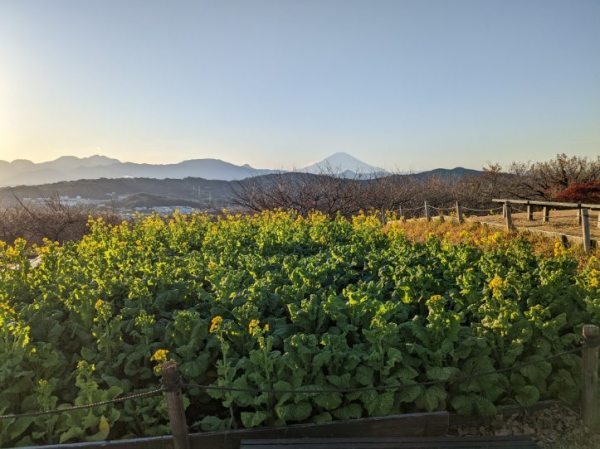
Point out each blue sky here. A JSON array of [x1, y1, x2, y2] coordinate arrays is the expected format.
[[1, 0, 599, 171]]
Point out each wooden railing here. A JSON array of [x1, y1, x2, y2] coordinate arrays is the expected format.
[[492, 199, 600, 252]]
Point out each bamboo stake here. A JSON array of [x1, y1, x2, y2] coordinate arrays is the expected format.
[[526, 203, 533, 221], [542, 206, 550, 223], [581, 208, 591, 253], [582, 324, 599, 430], [161, 361, 190, 449], [456, 202, 463, 224], [505, 203, 513, 231]]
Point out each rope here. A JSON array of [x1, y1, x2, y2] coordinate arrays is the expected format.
[[462, 206, 504, 213], [0, 387, 163, 421], [400, 206, 424, 213], [183, 345, 586, 395], [428, 206, 453, 214]]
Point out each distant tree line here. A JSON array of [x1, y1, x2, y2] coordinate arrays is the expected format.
[[0, 194, 120, 246], [233, 154, 600, 216]]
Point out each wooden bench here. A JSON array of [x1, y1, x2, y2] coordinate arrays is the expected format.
[[240, 436, 539, 449]]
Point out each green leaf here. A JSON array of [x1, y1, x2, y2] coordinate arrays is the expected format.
[[314, 392, 342, 410], [275, 401, 312, 422], [397, 385, 423, 403], [355, 366, 374, 386], [332, 403, 362, 420], [241, 411, 268, 428], [311, 412, 333, 424], [415, 386, 446, 411], [198, 415, 226, 431], [515, 385, 539, 407], [87, 416, 110, 441], [59, 426, 84, 444], [426, 366, 460, 381]]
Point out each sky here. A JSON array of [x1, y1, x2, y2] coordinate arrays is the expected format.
[[0, 0, 599, 172]]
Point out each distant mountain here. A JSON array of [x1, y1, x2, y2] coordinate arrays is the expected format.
[[404, 166, 482, 181], [0, 153, 481, 188], [303, 152, 387, 177], [0, 155, 278, 187]]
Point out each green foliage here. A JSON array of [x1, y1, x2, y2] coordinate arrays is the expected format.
[[0, 210, 597, 445]]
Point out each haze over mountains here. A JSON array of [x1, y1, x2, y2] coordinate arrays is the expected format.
[[0, 152, 397, 187], [0, 152, 481, 211], [0, 155, 278, 187]]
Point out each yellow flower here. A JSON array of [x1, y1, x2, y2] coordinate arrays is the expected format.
[[589, 269, 599, 288], [151, 349, 169, 363], [554, 241, 568, 257], [248, 319, 260, 336], [209, 316, 223, 334], [488, 275, 505, 293], [94, 299, 104, 311]]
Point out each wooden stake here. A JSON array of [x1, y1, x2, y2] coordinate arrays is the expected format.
[[398, 205, 403, 221], [505, 203, 513, 232], [542, 206, 549, 223], [456, 202, 463, 224], [161, 361, 190, 449], [424, 201, 431, 222], [582, 324, 599, 430], [581, 208, 591, 253], [526, 203, 533, 221]]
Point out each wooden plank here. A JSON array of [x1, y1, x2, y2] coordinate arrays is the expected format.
[[240, 436, 538, 449], [492, 199, 600, 210], [19, 435, 173, 449], [189, 412, 449, 449]]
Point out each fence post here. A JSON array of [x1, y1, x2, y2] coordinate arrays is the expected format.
[[581, 208, 591, 253], [502, 202, 507, 218], [526, 202, 533, 221], [505, 202, 514, 231], [398, 205, 403, 221], [424, 201, 431, 222], [456, 202, 463, 224], [161, 361, 190, 449], [542, 206, 550, 223], [582, 324, 599, 430]]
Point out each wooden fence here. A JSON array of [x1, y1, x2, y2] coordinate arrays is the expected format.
[[492, 199, 600, 252]]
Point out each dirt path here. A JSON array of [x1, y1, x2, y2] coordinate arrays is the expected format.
[[466, 208, 600, 241]]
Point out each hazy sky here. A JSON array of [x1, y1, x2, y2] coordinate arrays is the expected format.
[[1, 0, 599, 171]]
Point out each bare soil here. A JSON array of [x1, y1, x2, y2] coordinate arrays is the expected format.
[[467, 209, 600, 241], [449, 403, 600, 449]]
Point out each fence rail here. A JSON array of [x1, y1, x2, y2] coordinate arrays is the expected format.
[[391, 199, 599, 252], [492, 199, 600, 210]]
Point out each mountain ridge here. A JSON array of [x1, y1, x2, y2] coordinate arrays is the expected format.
[[0, 152, 479, 187]]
